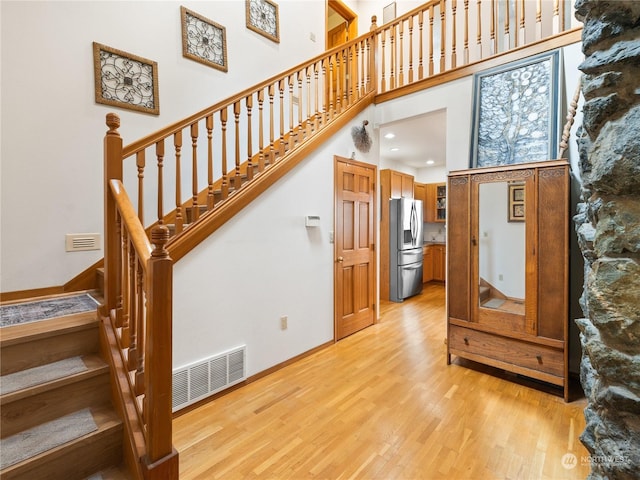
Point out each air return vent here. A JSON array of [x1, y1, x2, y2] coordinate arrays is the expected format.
[[65, 233, 100, 252], [172, 346, 246, 412]]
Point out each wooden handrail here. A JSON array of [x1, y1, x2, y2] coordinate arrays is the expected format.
[[104, 118, 177, 478], [109, 180, 152, 268], [122, 34, 375, 158], [100, 2, 579, 478]]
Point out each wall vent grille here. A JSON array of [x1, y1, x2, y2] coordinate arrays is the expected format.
[[65, 233, 101, 252], [172, 346, 246, 412]]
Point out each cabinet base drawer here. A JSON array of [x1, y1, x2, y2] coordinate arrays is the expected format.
[[449, 325, 564, 381]]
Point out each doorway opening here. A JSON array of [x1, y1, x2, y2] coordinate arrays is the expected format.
[[326, 0, 358, 50]]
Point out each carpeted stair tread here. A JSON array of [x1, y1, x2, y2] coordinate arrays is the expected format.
[[0, 309, 98, 347], [482, 298, 506, 309], [0, 405, 121, 475], [0, 356, 88, 396], [0, 293, 99, 328], [1, 408, 97, 469], [0, 354, 107, 402]]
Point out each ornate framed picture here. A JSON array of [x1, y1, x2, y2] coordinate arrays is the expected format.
[[469, 50, 561, 168], [181, 6, 228, 72], [93, 42, 159, 115], [246, 0, 280, 43], [508, 183, 525, 222]]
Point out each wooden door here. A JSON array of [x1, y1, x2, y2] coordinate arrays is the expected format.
[[327, 24, 348, 109], [326, 1, 358, 114], [335, 157, 376, 340]]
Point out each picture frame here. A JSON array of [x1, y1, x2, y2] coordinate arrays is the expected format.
[[508, 183, 525, 222], [93, 42, 159, 115], [383, 2, 397, 24], [181, 6, 228, 72], [246, 0, 280, 43], [469, 50, 560, 168]]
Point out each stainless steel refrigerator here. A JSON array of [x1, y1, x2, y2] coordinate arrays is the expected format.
[[389, 198, 424, 302]]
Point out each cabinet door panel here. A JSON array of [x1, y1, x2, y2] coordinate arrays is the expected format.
[[447, 177, 470, 321], [433, 245, 446, 281], [423, 246, 433, 282], [537, 166, 569, 340]]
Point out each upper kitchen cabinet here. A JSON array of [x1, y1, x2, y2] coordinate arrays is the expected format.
[[414, 183, 427, 221], [386, 170, 414, 198], [423, 182, 446, 223]]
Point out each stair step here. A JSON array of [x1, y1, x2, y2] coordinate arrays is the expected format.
[[0, 405, 123, 480], [0, 311, 99, 375], [479, 285, 490, 302], [1, 354, 110, 438]]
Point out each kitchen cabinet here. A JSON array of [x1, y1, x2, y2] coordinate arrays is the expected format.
[[389, 170, 414, 198], [422, 244, 444, 283], [424, 183, 446, 223], [435, 184, 446, 221], [432, 244, 446, 281], [446, 160, 570, 400], [422, 245, 433, 283], [380, 169, 415, 301], [414, 183, 427, 221]]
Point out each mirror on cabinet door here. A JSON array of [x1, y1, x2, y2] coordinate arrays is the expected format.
[[478, 181, 526, 316]]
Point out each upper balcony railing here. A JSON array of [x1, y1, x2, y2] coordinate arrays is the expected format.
[[371, 0, 577, 95]]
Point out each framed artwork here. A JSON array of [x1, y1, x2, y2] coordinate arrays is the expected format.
[[93, 42, 159, 115], [181, 6, 228, 72], [383, 2, 397, 24], [246, 0, 280, 43], [470, 50, 560, 168], [508, 183, 525, 222]]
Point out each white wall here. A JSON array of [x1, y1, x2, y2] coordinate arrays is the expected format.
[[0, 0, 325, 293], [173, 107, 377, 374]]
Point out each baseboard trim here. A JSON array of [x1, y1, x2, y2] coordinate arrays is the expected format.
[[1, 286, 65, 303], [172, 340, 334, 418]]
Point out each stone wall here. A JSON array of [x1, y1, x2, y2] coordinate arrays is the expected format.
[[573, 0, 640, 478]]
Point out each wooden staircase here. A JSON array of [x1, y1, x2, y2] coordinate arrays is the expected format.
[[0, 293, 130, 479]]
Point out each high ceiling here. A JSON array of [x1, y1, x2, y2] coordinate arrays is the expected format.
[[378, 109, 447, 170]]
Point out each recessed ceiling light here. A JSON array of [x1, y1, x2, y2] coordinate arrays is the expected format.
[[384, 133, 396, 139], [390, 147, 400, 152], [426, 160, 435, 165]]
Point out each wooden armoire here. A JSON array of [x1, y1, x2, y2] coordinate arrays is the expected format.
[[446, 160, 570, 401]]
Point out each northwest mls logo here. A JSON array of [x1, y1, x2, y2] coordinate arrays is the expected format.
[[562, 452, 631, 469], [561, 453, 578, 470]]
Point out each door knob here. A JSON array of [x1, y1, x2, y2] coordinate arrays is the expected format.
[[337, 256, 344, 263]]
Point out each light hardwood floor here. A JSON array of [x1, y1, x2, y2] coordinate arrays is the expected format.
[[173, 283, 590, 479]]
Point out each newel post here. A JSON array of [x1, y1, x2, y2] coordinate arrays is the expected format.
[[142, 225, 179, 479], [370, 15, 378, 31], [104, 113, 123, 314]]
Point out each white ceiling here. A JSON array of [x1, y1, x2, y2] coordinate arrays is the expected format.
[[378, 109, 447, 170]]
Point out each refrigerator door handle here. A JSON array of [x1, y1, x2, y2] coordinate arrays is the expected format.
[[411, 202, 417, 245]]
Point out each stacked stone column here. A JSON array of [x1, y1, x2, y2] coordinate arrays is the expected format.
[[573, 1, 640, 478]]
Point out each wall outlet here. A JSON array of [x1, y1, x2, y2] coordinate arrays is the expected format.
[[499, 274, 504, 281], [280, 315, 288, 330]]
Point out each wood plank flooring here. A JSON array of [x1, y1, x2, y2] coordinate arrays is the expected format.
[[173, 283, 590, 479]]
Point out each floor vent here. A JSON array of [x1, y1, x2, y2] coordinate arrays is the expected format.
[[172, 346, 246, 412]]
